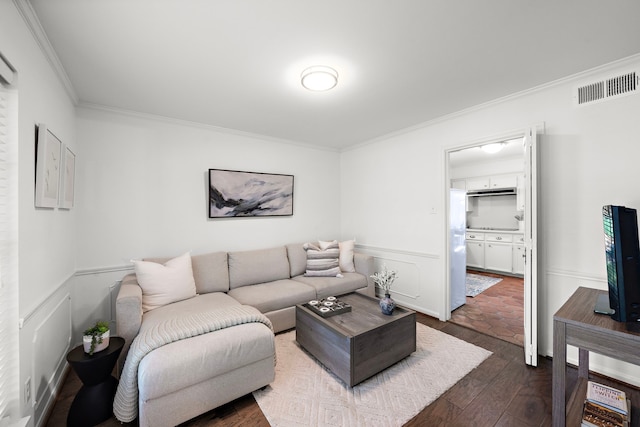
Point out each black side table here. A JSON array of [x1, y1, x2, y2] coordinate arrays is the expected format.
[[66, 336, 124, 427]]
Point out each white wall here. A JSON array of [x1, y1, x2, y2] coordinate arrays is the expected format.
[[342, 55, 640, 385], [450, 156, 523, 179], [75, 107, 343, 269], [0, 2, 77, 425]]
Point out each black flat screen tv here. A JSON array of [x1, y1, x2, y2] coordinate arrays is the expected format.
[[602, 205, 640, 322]]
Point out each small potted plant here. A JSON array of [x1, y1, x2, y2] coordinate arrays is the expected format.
[[371, 265, 398, 315], [83, 320, 110, 355]]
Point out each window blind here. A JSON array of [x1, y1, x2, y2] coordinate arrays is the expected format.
[[0, 77, 19, 421]]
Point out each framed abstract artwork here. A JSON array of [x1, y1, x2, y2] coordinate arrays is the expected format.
[[34, 124, 62, 208], [60, 145, 75, 209], [208, 169, 294, 218]]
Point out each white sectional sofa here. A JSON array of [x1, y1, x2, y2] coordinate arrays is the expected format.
[[114, 241, 374, 426]]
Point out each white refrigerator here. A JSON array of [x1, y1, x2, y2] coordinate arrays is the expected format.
[[450, 188, 467, 311]]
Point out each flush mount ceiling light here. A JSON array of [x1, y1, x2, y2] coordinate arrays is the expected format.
[[300, 66, 338, 91], [481, 142, 506, 154]]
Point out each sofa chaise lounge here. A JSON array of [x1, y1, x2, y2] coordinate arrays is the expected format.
[[114, 241, 374, 426]]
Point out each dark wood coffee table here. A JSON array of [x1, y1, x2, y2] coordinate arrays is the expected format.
[[295, 292, 416, 387]]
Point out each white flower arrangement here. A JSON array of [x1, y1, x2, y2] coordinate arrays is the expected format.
[[370, 265, 398, 294]]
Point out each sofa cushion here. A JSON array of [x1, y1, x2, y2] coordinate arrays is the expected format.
[[292, 272, 367, 299], [228, 279, 316, 313], [145, 251, 230, 294], [138, 322, 274, 401], [228, 246, 290, 289], [338, 239, 356, 273], [304, 241, 341, 277], [286, 243, 307, 277], [133, 252, 197, 312]]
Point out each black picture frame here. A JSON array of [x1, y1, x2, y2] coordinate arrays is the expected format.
[[208, 169, 294, 218]]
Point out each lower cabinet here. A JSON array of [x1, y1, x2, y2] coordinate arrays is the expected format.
[[484, 243, 512, 273], [465, 233, 524, 275], [466, 241, 484, 269], [512, 244, 525, 275]]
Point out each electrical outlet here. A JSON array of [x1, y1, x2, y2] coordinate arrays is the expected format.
[[24, 377, 30, 404]]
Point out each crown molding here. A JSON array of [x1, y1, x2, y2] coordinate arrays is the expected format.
[[76, 101, 342, 153], [344, 53, 640, 152], [13, 0, 78, 103]]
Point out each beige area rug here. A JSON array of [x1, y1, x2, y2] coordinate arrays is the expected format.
[[253, 323, 492, 427]]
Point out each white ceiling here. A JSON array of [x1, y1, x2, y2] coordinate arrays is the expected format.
[[28, 0, 640, 150], [449, 138, 525, 168]]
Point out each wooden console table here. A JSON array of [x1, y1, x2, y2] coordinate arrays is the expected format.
[[552, 286, 640, 426]]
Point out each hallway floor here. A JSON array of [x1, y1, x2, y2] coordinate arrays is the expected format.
[[450, 270, 524, 346]]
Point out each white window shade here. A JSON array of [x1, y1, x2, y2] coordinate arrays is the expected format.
[[0, 77, 19, 421]]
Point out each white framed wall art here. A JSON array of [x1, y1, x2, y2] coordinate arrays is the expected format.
[[60, 145, 75, 209], [34, 123, 61, 208]]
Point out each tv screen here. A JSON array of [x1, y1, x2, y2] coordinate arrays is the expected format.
[[602, 205, 640, 322]]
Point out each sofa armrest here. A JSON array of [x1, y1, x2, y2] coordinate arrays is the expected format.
[[354, 252, 375, 298], [116, 273, 143, 375]]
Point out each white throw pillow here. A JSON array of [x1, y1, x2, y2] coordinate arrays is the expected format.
[[338, 239, 356, 273], [133, 252, 197, 312]]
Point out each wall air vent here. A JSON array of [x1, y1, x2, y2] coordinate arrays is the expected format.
[[574, 71, 638, 106]]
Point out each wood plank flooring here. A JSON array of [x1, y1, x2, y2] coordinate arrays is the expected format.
[[45, 313, 639, 427]]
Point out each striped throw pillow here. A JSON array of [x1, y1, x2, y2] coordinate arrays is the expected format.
[[304, 241, 342, 277]]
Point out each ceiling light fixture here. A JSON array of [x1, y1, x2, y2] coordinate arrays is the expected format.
[[301, 66, 338, 91], [481, 142, 506, 154]]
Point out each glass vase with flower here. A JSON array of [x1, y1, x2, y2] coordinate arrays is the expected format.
[[370, 265, 398, 315]]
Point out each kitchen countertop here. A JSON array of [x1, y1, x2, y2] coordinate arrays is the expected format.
[[466, 228, 523, 234]]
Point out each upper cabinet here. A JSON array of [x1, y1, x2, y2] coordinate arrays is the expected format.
[[466, 178, 490, 191], [489, 174, 517, 189], [454, 173, 518, 191], [451, 179, 466, 190]]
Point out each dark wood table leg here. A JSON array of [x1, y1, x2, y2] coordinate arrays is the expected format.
[[552, 318, 566, 427]]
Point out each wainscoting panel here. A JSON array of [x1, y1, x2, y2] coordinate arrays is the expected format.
[[355, 244, 443, 319], [374, 258, 421, 299], [71, 266, 133, 344], [31, 293, 71, 426]]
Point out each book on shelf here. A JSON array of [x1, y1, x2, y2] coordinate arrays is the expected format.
[[586, 381, 628, 416], [581, 400, 630, 427], [581, 381, 631, 427]]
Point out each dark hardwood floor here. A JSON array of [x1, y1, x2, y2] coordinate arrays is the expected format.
[[45, 313, 639, 427]]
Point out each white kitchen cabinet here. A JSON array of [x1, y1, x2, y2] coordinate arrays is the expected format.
[[465, 232, 485, 241], [465, 174, 518, 192], [465, 231, 524, 275], [490, 174, 518, 189], [466, 178, 490, 191], [485, 242, 512, 273], [466, 241, 484, 269], [451, 179, 466, 190], [485, 233, 512, 243], [513, 244, 525, 275]]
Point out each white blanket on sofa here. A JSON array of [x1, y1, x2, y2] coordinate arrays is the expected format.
[[113, 304, 274, 422]]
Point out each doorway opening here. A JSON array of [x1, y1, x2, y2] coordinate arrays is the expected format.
[[446, 135, 526, 347]]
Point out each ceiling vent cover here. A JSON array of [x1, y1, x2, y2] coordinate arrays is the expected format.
[[575, 71, 638, 106]]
